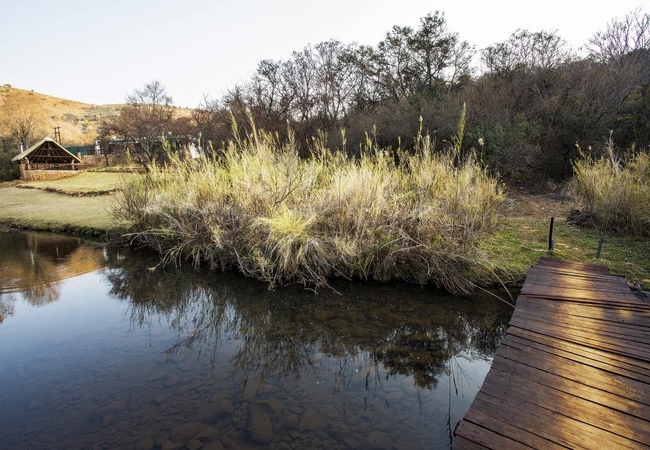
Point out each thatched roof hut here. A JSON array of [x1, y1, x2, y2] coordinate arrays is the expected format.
[[12, 137, 82, 165], [12, 137, 83, 181]]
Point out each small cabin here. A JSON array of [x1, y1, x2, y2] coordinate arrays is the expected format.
[[12, 137, 83, 181]]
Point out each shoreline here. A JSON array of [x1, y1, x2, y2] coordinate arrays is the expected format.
[[1, 179, 648, 291]]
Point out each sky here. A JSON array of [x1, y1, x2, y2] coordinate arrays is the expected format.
[[1, 0, 649, 108]]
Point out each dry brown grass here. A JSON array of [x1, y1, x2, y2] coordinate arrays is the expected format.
[[0, 85, 121, 145], [114, 125, 504, 294]]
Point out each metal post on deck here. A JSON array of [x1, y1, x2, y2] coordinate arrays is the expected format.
[[548, 217, 554, 253]]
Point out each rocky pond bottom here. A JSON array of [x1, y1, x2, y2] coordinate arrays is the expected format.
[[0, 231, 513, 450]]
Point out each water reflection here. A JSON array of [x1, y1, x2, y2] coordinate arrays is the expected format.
[[107, 249, 510, 392], [0, 231, 105, 323], [0, 231, 513, 449]]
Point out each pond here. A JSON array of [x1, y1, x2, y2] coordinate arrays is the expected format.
[[0, 231, 513, 450]]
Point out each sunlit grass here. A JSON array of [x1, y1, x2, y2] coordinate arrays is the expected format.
[[484, 216, 650, 289], [17, 172, 138, 194], [571, 148, 650, 236], [0, 186, 115, 235], [114, 123, 504, 294]]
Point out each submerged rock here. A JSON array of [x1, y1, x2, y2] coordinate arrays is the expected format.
[[194, 425, 220, 441], [170, 422, 204, 442], [186, 440, 203, 450], [134, 438, 155, 450], [314, 309, 336, 321], [160, 440, 184, 450], [203, 442, 225, 450], [284, 413, 298, 431], [248, 411, 273, 444], [195, 399, 234, 422], [99, 400, 126, 415], [152, 393, 172, 405], [298, 409, 327, 431], [364, 430, 393, 449]]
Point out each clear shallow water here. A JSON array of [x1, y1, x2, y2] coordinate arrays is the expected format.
[[0, 231, 512, 450]]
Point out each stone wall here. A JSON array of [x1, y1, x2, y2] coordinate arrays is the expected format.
[[20, 166, 81, 181]]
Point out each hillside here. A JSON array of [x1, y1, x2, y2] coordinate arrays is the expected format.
[[0, 85, 121, 146], [0, 85, 193, 148]]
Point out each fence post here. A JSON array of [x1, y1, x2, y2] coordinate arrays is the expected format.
[[548, 217, 555, 253], [596, 236, 604, 259]]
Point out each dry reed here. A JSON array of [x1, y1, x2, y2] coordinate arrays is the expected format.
[[113, 121, 504, 294], [571, 145, 650, 236]]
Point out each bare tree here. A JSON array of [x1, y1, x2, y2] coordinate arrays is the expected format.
[[8, 111, 41, 151], [100, 81, 176, 169], [587, 8, 650, 64], [482, 29, 574, 76]]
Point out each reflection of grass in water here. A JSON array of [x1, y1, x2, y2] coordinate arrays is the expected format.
[[0, 295, 16, 323], [108, 250, 511, 392]]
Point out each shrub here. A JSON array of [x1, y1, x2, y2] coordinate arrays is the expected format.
[[571, 145, 650, 236], [0, 154, 18, 181], [113, 121, 504, 294]]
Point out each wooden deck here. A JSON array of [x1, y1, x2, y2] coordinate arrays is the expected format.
[[453, 257, 650, 449]]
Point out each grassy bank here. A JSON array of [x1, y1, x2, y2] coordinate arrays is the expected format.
[[571, 148, 649, 236], [2, 159, 648, 291], [483, 190, 650, 289], [14, 171, 137, 196], [0, 172, 129, 238]]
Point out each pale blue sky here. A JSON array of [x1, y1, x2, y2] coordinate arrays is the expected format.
[[1, 0, 648, 107]]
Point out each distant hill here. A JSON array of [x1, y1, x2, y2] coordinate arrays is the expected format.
[[0, 85, 122, 146], [0, 85, 192, 148]]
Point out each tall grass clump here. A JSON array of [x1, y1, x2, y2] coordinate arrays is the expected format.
[[571, 143, 650, 236], [113, 118, 504, 294]]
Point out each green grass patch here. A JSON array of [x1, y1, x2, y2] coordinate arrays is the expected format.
[[485, 215, 650, 289], [16, 172, 138, 195], [0, 186, 121, 237]]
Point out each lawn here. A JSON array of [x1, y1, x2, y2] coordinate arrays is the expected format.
[[0, 172, 137, 236], [15, 171, 138, 195]]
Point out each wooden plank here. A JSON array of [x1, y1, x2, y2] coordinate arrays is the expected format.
[[522, 276, 633, 295], [491, 353, 650, 418], [514, 297, 650, 331], [507, 327, 650, 381], [507, 315, 650, 362], [533, 262, 624, 279], [536, 257, 612, 274], [472, 391, 647, 450], [454, 258, 650, 450], [471, 392, 642, 450], [525, 266, 630, 283], [518, 287, 649, 308], [462, 405, 567, 449], [454, 420, 534, 449], [511, 306, 650, 345], [452, 436, 489, 450], [496, 342, 650, 407], [516, 305, 650, 345], [480, 367, 650, 444]]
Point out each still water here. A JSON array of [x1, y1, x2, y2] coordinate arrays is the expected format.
[[0, 231, 512, 450]]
